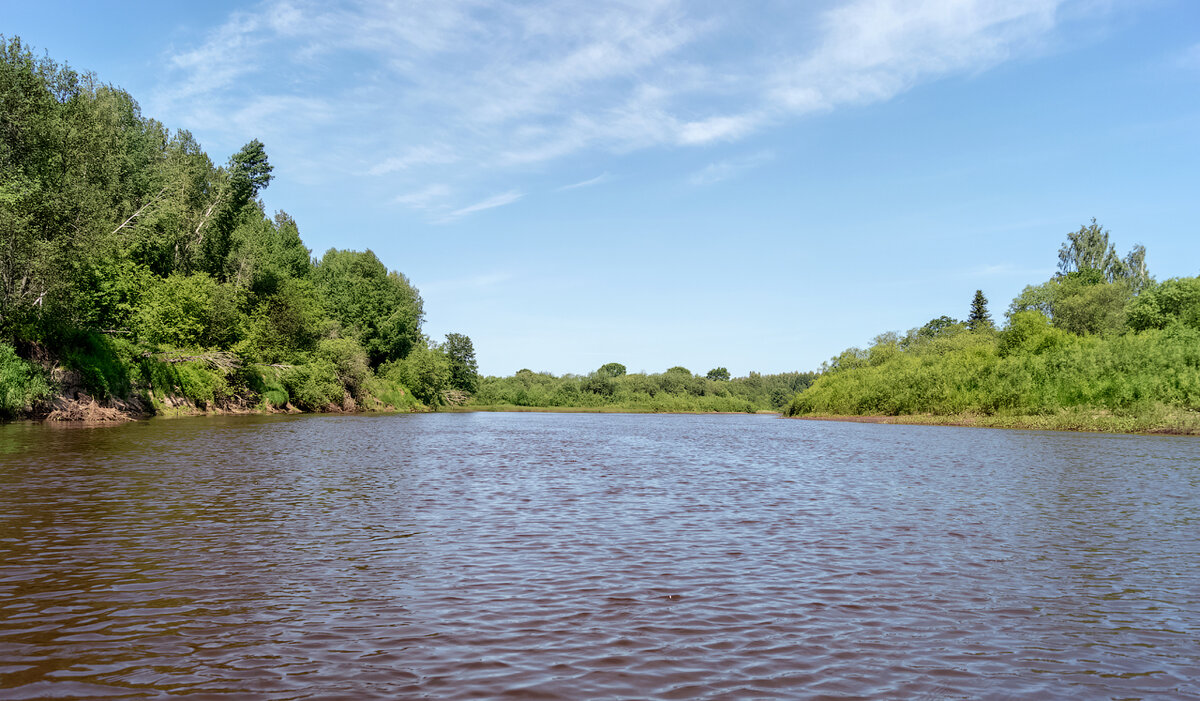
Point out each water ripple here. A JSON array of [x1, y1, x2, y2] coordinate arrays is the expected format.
[[1, 414, 1198, 699]]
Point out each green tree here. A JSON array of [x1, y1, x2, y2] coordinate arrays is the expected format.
[[134, 273, 240, 348], [239, 277, 327, 363], [1127, 276, 1200, 331], [597, 362, 626, 378], [706, 367, 731, 381], [197, 140, 274, 277], [920, 315, 961, 338], [443, 332, 479, 394], [381, 341, 449, 405], [967, 290, 992, 332], [314, 249, 423, 366], [228, 139, 273, 206], [1058, 218, 1150, 291]]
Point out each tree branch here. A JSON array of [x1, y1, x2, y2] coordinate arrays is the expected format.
[[110, 186, 168, 236]]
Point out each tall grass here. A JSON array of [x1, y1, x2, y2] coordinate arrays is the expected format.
[[786, 324, 1200, 420]]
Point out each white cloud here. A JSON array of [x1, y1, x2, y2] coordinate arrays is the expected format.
[[688, 151, 774, 186], [153, 0, 1078, 193], [557, 173, 611, 191], [677, 114, 764, 145], [368, 146, 459, 177], [438, 190, 524, 223], [394, 183, 452, 210], [769, 0, 1061, 116]]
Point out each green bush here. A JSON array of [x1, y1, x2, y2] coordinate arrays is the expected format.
[[135, 273, 234, 348], [315, 337, 370, 399], [787, 322, 1200, 418], [281, 360, 343, 411], [379, 343, 449, 406], [59, 331, 136, 398], [0, 343, 52, 417]]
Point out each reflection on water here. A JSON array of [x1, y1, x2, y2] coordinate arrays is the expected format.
[[1, 413, 1198, 699]]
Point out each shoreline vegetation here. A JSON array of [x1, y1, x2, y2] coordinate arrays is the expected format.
[[3, 39, 1199, 435], [781, 220, 1200, 436], [0, 37, 479, 422], [790, 411, 1200, 436]]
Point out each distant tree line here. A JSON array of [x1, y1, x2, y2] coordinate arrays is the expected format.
[[473, 364, 816, 413]]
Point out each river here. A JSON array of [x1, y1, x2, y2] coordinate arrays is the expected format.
[[1, 413, 1197, 699]]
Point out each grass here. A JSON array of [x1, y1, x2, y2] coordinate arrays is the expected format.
[[791, 404, 1200, 435]]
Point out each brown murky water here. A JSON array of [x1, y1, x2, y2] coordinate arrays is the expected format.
[[1, 413, 1198, 699]]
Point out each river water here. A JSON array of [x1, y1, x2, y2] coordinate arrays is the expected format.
[[1, 413, 1197, 699]]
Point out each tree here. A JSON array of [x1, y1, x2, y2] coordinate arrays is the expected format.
[[380, 341, 449, 406], [443, 332, 479, 394], [1058, 218, 1150, 292], [919, 315, 961, 338], [597, 362, 626, 378], [1127, 277, 1200, 331], [314, 249, 423, 366], [1049, 277, 1129, 336], [228, 139, 273, 206], [967, 290, 992, 331], [706, 367, 731, 381]]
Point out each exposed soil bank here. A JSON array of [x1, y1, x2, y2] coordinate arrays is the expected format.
[[16, 387, 421, 424]]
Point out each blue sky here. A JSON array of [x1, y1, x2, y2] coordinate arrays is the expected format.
[[6, 0, 1200, 376]]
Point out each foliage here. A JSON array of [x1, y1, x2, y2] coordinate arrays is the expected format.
[[379, 341, 450, 406], [134, 273, 240, 349], [0, 342, 51, 416], [1058, 218, 1150, 291], [314, 336, 371, 399], [1127, 276, 1200, 332], [281, 361, 344, 411], [314, 249, 423, 366], [967, 290, 992, 332], [472, 366, 816, 413], [0, 38, 449, 418], [706, 367, 731, 381], [914, 315, 962, 341], [787, 325, 1200, 418], [787, 221, 1200, 429], [443, 332, 479, 394]]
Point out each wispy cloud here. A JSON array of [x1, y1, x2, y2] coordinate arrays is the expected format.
[[152, 0, 1083, 201], [557, 173, 611, 191], [688, 151, 774, 186], [394, 183, 451, 210], [368, 146, 459, 177], [437, 190, 524, 223]]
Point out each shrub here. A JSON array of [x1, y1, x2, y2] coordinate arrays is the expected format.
[[0, 343, 52, 417], [379, 343, 449, 406]]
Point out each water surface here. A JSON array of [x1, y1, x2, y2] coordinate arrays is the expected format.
[[1, 413, 1198, 698]]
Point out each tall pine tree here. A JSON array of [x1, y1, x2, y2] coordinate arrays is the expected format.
[[967, 289, 992, 331]]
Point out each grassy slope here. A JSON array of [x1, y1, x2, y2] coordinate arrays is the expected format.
[[784, 324, 1200, 435]]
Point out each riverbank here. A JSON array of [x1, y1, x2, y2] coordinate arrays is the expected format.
[[13, 377, 428, 424], [448, 403, 778, 415], [789, 407, 1200, 435]]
